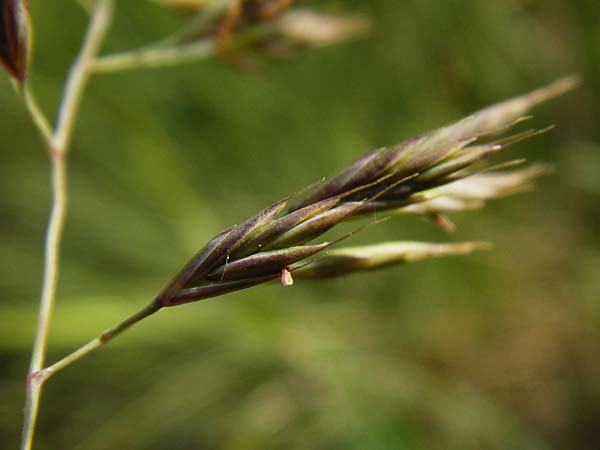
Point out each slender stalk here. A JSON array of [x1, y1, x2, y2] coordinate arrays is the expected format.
[[22, 86, 53, 146], [35, 301, 163, 384], [52, 1, 114, 153], [90, 26, 271, 74], [154, 0, 232, 47], [21, 2, 115, 449], [21, 10, 269, 448], [90, 0, 237, 73], [91, 39, 217, 73]]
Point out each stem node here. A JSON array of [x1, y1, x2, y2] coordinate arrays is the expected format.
[[29, 369, 51, 388]]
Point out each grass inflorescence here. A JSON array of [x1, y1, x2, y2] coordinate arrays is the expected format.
[[155, 76, 578, 307]]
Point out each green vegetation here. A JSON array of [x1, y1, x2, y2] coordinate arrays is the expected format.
[[1, 1, 598, 449]]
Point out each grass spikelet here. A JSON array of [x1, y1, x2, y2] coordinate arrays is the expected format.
[[156, 77, 577, 307], [293, 241, 492, 279]]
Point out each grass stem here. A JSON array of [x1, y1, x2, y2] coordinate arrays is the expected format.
[[21, 1, 115, 449], [91, 39, 216, 73], [34, 301, 163, 384], [22, 86, 53, 146], [91, 26, 271, 74]]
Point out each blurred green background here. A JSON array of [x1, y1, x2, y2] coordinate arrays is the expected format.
[[1, 1, 599, 449]]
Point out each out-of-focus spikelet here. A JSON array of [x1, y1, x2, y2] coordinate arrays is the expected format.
[[0, 0, 31, 82]]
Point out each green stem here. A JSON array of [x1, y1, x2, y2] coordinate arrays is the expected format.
[[91, 39, 217, 73], [21, 1, 115, 449], [35, 301, 163, 383], [19, 6, 273, 449], [22, 86, 53, 146], [155, 0, 232, 47], [90, 26, 272, 74]]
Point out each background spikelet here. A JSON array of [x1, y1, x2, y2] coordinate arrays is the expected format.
[[1, 1, 599, 449]]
